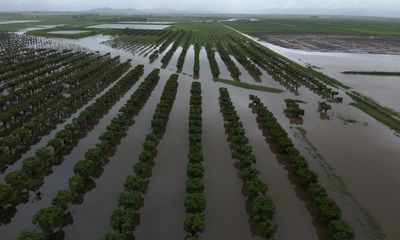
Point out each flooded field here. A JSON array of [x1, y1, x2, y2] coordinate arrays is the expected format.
[[263, 42, 400, 112], [257, 35, 400, 55], [0, 20, 41, 24], [48, 30, 89, 35], [1, 20, 399, 240], [87, 24, 170, 30]]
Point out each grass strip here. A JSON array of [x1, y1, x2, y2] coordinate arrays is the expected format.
[[214, 78, 283, 93]]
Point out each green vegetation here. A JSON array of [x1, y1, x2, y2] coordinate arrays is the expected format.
[[225, 17, 400, 36], [0, 33, 133, 172], [205, 44, 220, 78], [184, 82, 205, 238], [216, 43, 241, 79], [215, 78, 283, 93], [318, 101, 332, 114], [176, 32, 192, 73], [229, 43, 262, 81], [347, 91, 400, 133], [101, 73, 179, 237], [343, 71, 400, 76], [0, 66, 145, 211], [250, 95, 354, 239], [193, 43, 201, 79], [0, 14, 146, 32], [160, 31, 185, 68], [284, 99, 305, 117], [17, 69, 162, 237], [219, 88, 276, 239]]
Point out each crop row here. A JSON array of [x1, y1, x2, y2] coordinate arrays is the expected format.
[[193, 43, 201, 79], [101, 74, 179, 239], [1, 50, 78, 86], [205, 44, 220, 79], [0, 33, 52, 53], [216, 43, 241, 80], [183, 82, 205, 239], [0, 65, 145, 217], [241, 40, 342, 101], [0, 52, 92, 101], [16, 69, 162, 239], [0, 55, 121, 134], [160, 31, 186, 68], [249, 95, 354, 240], [229, 43, 262, 81], [0, 53, 103, 136], [0, 48, 60, 83], [176, 32, 193, 73], [1, 51, 95, 92], [219, 88, 276, 239], [149, 31, 179, 62], [0, 56, 130, 171], [284, 99, 305, 118]]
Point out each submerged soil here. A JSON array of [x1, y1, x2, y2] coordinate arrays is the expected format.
[[1, 31, 400, 240], [257, 35, 400, 55]]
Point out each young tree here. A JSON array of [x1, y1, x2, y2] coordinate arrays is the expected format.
[[52, 190, 73, 210], [22, 156, 45, 176], [329, 219, 355, 240], [17, 231, 47, 240], [186, 178, 204, 193], [184, 213, 205, 235], [5, 170, 28, 189], [117, 191, 142, 210], [0, 184, 14, 209], [184, 193, 206, 213], [249, 195, 276, 221], [318, 101, 332, 114], [110, 208, 136, 233], [101, 233, 125, 240], [73, 160, 96, 180], [123, 175, 146, 192], [32, 206, 64, 233]]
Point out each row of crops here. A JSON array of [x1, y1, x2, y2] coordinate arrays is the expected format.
[[0, 27, 357, 240], [101, 24, 345, 104]]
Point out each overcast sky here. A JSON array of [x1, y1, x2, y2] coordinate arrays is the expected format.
[[1, 0, 399, 17]]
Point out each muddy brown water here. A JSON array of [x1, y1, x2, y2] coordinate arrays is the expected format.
[[200, 56, 260, 239], [263, 41, 400, 113], [0, 66, 153, 239], [180, 45, 195, 77], [258, 35, 400, 55], [134, 74, 190, 240], [62, 65, 168, 239], [1, 32, 400, 239], [0, 71, 131, 181]]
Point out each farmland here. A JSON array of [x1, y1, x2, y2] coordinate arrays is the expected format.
[[0, 14, 399, 240]]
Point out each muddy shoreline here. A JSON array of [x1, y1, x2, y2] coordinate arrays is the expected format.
[[255, 35, 400, 55]]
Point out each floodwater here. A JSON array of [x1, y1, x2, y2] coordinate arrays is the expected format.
[[235, 32, 400, 239], [135, 74, 190, 240], [119, 21, 175, 24], [0, 65, 150, 239], [2, 30, 400, 240], [0, 71, 131, 182], [48, 30, 89, 35], [87, 24, 170, 30], [62, 66, 168, 239], [259, 41, 400, 112], [0, 20, 41, 25], [15, 25, 61, 35]]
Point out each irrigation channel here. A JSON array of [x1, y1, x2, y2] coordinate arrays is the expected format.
[[0, 24, 399, 240]]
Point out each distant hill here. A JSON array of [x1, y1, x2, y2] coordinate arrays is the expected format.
[[86, 7, 212, 15], [86, 7, 143, 14]]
